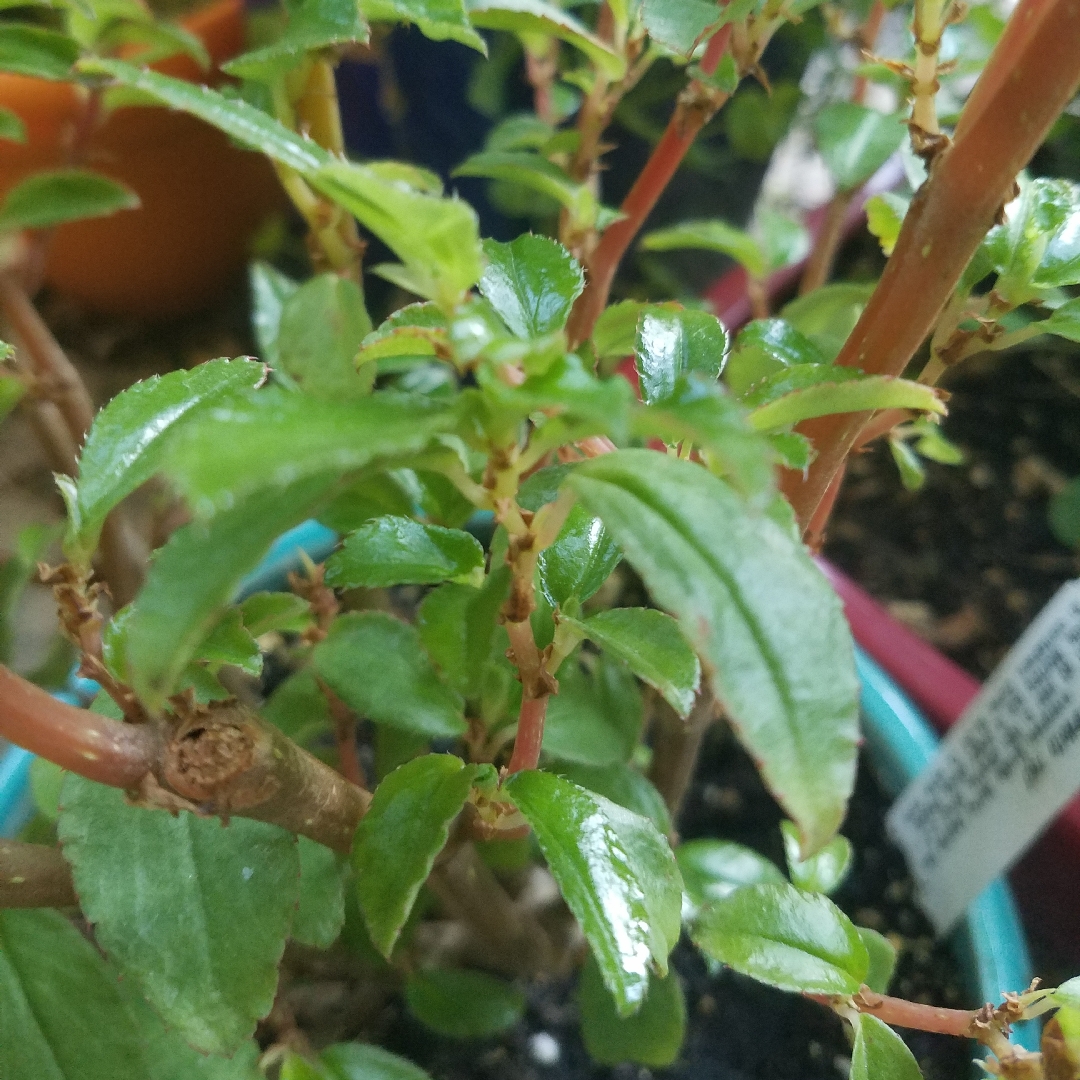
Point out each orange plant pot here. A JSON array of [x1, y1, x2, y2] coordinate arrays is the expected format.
[[0, 0, 285, 318]]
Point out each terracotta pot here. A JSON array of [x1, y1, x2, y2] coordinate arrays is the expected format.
[[0, 0, 285, 318]]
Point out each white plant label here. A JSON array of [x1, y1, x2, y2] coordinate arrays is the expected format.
[[886, 579, 1080, 934]]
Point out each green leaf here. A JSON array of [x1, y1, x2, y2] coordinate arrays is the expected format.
[[753, 209, 811, 272], [325, 516, 484, 589], [634, 307, 728, 405], [94, 17, 210, 68], [0, 106, 25, 143], [64, 357, 265, 564], [692, 882, 868, 994], [566, 451, 859, 854], [640, 220, 766, 279], [29, 756, 64, 821], [283, 1044, 434, 1080], [675, 839, 785, 916], [353, 754, 488, 956], [553, 762, 671, 835], [1053, 977, 1080, 1010], [405, 969, 526, 1037], [0, 24, 78, 80], [640, 0, 723, 55], [277, 274, 374, 399], [466, 0, 626, 78], [262, 668, 334, 748], [313, 611, 466, 738], [746, 372, 946, 432], [579, 956, 686, 1067], [504, 769, 682, 1015], [889, 436, 925, 491], [196, 607, 262, 675], [537, 503, 621, 609], [239, 591, 314, 637], [294, 837, 347, 949], [223, 0, 369, 80], [851, 1015, 923, 1080], [249, 262, 299, 368], [0, 522, 51, 664], [563, 607, 700, 717], [543, 653, 644, 766], [1042, 297, 1080, 343], [594, 300, 676, 360], [779, 282, 876, 361], [781, 819, 852, 894], [454, 151, 597, 228], [725, 318, 828, 396], [76, 62, 483, 310], [479, 235, 584, 338], [164, 386, 461, 517], [1049, 476, 1080, 550], [865, 193, 909, 256], [0, 169, 138, 233], [57, 774, 300, 1055], [0, 370, 25, 426], [813, 103, 905, 191], [355, 302, 450, 368], [724, 83, 800, 163], [124, 474, 337, 707], [0, 909, 148, 1080], [857, 927, 897, 995], [360, 0, 485, 51]]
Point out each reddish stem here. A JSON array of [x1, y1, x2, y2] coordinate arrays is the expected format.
[[506, 694, 549, 774], [782, 0, 1080, 533], [567, 25, 733, 345], [807, 992, 978, 1036]]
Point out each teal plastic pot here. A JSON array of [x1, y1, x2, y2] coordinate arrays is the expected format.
[[0, 522, 1035, 1050]]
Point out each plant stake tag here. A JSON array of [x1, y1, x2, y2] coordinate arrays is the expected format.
[[886, 579, 1080, 933]]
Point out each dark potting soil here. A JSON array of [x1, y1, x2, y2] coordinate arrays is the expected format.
[[369, 730, 972, 1080]]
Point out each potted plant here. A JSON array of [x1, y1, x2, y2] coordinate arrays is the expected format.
[[0, 0, 1079, 1077]]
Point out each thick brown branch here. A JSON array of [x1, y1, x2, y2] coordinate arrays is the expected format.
[[782, 0, 1080, 533], [0, 666, 371, 853], [0, 842, 77, 908]]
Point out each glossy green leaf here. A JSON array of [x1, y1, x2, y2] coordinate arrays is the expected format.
[[594, 300, 676, 360], [196, 607, 262, 675], [64, 357, 265, 563], [746, 372, 946, 432], [454, 151, 596, 228], [580, 956, 685, 1067], [553, 762, 671, 835], [851, 1015, 923, 1080], [0, 106, 25, 143], [641, 219, 766, 278], [632, 376, 776, 505], [325, 516, 484, 589], [124, 474, 337, 707], [675, 839, 785, 917], [94, 16, 210, 68], [224, 0, 369, 80], [77, 62, 483, 310], [725, 318, 828, 396], [640, 0, 722, 54], [634, 307, 728, 405], [239, 591, 313, 637], [405, 968, 526, 1037], [780, 282, 875, 361], [813, 103, 905, 191], [889, 435, 925, 491], [283, 1044, 434, 1080], [353, 754, 488, 956], [57, 774, 300, 1055], [0, 909, 147, 1080], [0, 169, 137, 233], [479, 234, 584, 338], [781, 819, 852, 894], [544, 654, 644, 766], [277, 274, 374, 399], [466, 0, 625, 78], [1053, 977, 1080, 1010], [753, 208, 810, 272], [504, 769, 682, 1015], [1042, 297, 1080, 343], [314, 611, 466, 738], [857, 927, 897, 995], [294, 837, 347, 949], [567, 451, 859, 854], [249, 262, 299, 368], [0, 25, 78, 80], [865, 193, 909, 256], [355, 302, 449, 368], [537, 503, 621, 609], [163, 386, 460, 516], [692, 882, 868, 994], [360, 0, 485, 51], [564, 607, 700, 717]]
